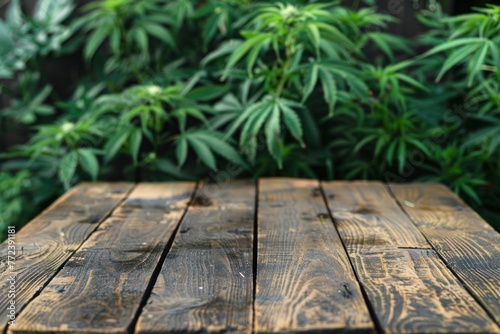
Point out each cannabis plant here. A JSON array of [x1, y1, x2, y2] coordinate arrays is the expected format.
[[1, 0, 499, 232]]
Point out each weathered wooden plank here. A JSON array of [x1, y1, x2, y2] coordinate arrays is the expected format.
[[136, 180, 255, 334], [321, 181, 429, 250], [323, 181, 500, 333], [351, 247, 499, 333], [10, 182, 196, 334], [389, 183, 500, 325], [0, 182, 133, 333], [255, 178, 374, 333]]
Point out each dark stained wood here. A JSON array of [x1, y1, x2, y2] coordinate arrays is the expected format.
[[321, 181, 429, 250], [136, 181, 255, 334], [2, 180, 499, 334], [389, 183, 500, 326], [0, 182, 134, 333], [322, 181, 500, 333], [10, 182, 196, 334], [351, 247, 499, 333], [255, 178, 374, 333]]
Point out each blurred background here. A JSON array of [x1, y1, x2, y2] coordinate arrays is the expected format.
[[1, 0, 499, 235]]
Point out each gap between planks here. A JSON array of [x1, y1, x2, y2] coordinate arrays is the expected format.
[[321, 181, 499, 333], [9, 182, 197, 334], [252, 179, 260, 334], [254, 178, 374, 333], [135, 180, 256, 334], [1, 183, 136, 334], [4, 180, 499, 334], [317, 184, 385, 334], [125, 181, 201, 334], [386, 183, 500, 327]]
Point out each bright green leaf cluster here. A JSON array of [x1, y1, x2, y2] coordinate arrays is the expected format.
[[1, 0, 499, 232]]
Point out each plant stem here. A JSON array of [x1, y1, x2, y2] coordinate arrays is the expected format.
[[275, 47, 292, 99]]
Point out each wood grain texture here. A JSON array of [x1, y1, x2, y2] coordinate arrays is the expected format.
[[255, 178, 374, 333], [10, 182, 195, 334], [389, 183, 500, 326], [351, 247, 499, 333], [323, 181, 500, 333], [321, 181, 429, 250], [136, 180, 255, 334], [0, 182, 133, 333]]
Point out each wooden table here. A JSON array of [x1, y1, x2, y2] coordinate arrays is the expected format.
[[1, 178, 499, 334]]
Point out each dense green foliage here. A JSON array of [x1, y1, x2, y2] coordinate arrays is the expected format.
[[1, 0, 499, 233]]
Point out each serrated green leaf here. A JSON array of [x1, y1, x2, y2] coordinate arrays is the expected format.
[[202, 12, 219, 45], [222, 34, 270, 80], [177, 108, 210, 128], [35, 0, 73, 25], [186, 85, 230, 101], [488, 133, 500, 155], [488, 40, 499, 67], [302, 63, 318, 103], [187, 137, 217, 170], [368, 32, 394, 60], [201, 41, 240, 67], [194, 132, 248, 168], [395, 73, 430, 92], [0, 21, 13, 59], [386, 140, 397, 164], [468, 42, 489, 86], [28, 85, 53, 109], [110, 27, 121, 54], [59, 151, 78, 189], [280, 102, 303, 145], [421, 37, 485, 58], [318, 68, 337, 116], [7, 0, 22, 26], [85, 26, 109, 61], [265, 104, 282, 168], [240, 100, 273, 146], [133, 27, 148, 54], [406, 138, 431, 157], [306, 23, 320, 52], [315, 22, 356, 51], [436, 43, 481, 81], [224, 100, 266, 140], [246, 39, 267, 76], [463, 126, 499, 147], [77, 148, 99, 181], [129, 129, 142, 165], [244, 137, 258, 163], [104, 128, 129, 163], [143, 22, 177, 50], [181, 71, 203, 96], [353, 134, 377, 153], [176, 137, 188, 167]]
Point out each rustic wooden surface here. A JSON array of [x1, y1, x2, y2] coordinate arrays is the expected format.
[[1, 179, 499, 334], [10, 183, 195, 334], [255, 178, 373, 333], [389, 183, 500, 326], [321, 181, 430, 250], [136, 181, 255, 334], [322, 181, 499, 333], [0, 183, 134, 334]]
